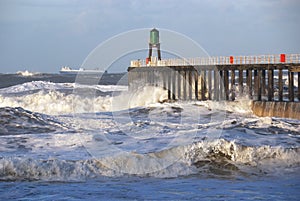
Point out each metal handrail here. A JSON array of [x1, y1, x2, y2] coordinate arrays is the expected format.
[[130, 54, 300, 67]]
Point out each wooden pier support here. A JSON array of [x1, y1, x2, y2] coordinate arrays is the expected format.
[[201, 70, 206, 100], [128, 64, 300, 103], [224, 70, 229, 100], [194, 70, 198, 100], [261, 70, 266, 96], [254, 70, 259, 100], [231, 70, 235, 101], [218, 70, 222, 100], [167, 70, 171, 100], [188, 70, 193, 100], [298, 72, 300, 101], [246, 69, 252, 97], [207, 70, 212, 100], [239, 70, 243, 94], [289, 71, 294, 102], [268, 69, 274, 101], [214, 69, 219, 101]]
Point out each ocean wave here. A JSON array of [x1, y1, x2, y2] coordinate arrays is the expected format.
[[0, 81, 256, 116], [16, 70, 40, 77], [195, 99, 253, 115], [0, 81, 127, 94], [0, 139, 299, 181], [185, 139, 300, 174], [0, 107, 67, 135], [0, 84, 251, 116], [0, 86, 168, 115]]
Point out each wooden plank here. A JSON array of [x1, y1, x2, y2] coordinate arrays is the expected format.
[[268, 69, 274, 101], [224, 70, 229, 100], [248, 70, 252, 97], [239, 69, 243, 94], [208, 70, 212, 100], [194, 70, 198, 100], [289, 71, 294, 101], [214, 69, 219, 101], [257, 70, 262, 101], [189, 70, 193, 100], [261, 69, 266, 97], [168, 70, 172, 100], [254, 69, 259, 100], [298, 72, 300, 101], [201, 70, 206, 100], [290, 66, 300, 72], [182, 70, 187, 100], [219, 70, 224, 100], [172, 70, 176, 100], [231, 70, 235, 101]]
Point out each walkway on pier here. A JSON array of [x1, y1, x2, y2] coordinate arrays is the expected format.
[[130, 54, 300, 67]]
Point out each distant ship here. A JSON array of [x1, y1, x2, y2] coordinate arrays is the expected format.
[[59, 66, 106, 75]]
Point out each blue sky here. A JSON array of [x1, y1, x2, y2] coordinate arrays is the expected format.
[[0, 0, 299, 73]]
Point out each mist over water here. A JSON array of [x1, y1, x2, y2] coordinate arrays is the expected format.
[[0, 73, 299, 200]]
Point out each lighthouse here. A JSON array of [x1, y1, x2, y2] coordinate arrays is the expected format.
[[147, 28, 161, 63]]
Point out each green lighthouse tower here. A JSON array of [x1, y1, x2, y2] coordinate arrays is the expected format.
[[148, 28, 161, 62]]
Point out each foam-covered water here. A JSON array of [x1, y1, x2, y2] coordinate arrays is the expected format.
[[16, 70, 40, 77], [0, 73, 299, 200]]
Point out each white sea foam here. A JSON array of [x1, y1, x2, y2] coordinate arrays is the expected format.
[[0, 139, 299, 180], [0, 81, 127, 94], [1, 96, 299, 180], [195, 99, 253, 115], [75, 83, 128, 92], [0, 85, 167, 115], [16, 70, 39, 77]]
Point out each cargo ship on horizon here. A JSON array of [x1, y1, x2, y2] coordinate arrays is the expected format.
[[59, 66, 106, 75]]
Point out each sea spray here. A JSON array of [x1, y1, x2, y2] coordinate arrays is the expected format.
[[16, 70, 39, 77], [0, 84, 168, 115]]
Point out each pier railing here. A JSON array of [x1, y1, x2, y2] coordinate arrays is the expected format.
[[130, 54, 300, 67]]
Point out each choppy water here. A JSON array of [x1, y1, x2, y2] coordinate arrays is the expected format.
[[0, 72, 299, 200]]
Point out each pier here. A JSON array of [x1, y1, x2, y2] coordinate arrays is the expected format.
[[128, 54, 300, 119]]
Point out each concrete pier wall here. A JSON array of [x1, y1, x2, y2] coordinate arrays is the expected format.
[[251, 101, 300, 119]]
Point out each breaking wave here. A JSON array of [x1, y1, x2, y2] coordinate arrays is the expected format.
[[0, 81, 256, 116], [0, 85, 168, 115], [1, 139, 299, 181], [16, 70, 40, 77], [0, 107, 66, 135], [0, 81, 127, 94]]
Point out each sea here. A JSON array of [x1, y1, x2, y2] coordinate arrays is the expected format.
[[0, 71, 299, 200]]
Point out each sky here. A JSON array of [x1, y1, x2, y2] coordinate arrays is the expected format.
[[0, 0, 299, 73]]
